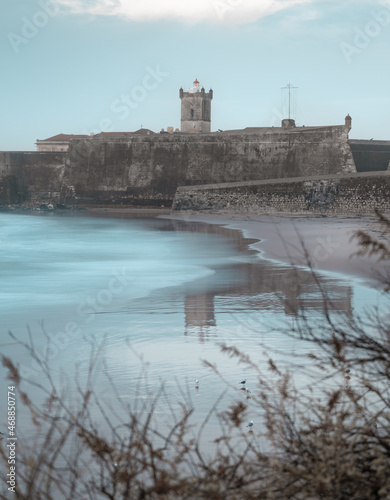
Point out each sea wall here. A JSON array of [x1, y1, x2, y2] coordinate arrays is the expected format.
[[183, 126, 355, 184], [349, 140, 390, 172], [61, 137, 188, 206], [0, 152, 66, 204], [172, 172, 390, 216], [60, 126, 355, 206], [0, 126, 356, 207]]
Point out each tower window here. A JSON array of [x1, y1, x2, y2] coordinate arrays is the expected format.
[[190, 109, 194, 119]]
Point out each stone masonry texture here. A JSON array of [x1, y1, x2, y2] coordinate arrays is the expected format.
[[0, 126, 388, 215], [172, 172, 390, 216]]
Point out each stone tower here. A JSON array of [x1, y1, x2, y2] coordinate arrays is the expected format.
[[179, 79, 213, 133]]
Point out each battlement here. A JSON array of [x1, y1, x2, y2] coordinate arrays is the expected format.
[[179, 88, 213, 100], [0, 125, 367, 209]]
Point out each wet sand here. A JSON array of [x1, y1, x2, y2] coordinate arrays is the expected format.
[[164, 213, 388, 290], [85, 208, 388, 289], [85, 207, 172, 217]]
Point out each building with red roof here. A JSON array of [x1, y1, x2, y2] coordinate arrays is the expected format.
[[36, 134, 90, 152], [36, 129, 156, 150]]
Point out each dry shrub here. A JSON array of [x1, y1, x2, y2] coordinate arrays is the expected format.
[[1, 211, 389, 499]]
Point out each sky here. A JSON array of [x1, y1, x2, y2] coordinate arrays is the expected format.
[[1, 0, 390, 150]]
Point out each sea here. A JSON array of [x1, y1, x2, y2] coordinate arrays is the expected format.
[[0, 211, 385, 451]]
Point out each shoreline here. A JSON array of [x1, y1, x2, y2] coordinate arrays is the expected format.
[[162, 213, 386, 290], [83, 207, 386, 289], [1, 206, 386, 289]]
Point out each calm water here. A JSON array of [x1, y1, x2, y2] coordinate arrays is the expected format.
[[0, 212, 384, 448]]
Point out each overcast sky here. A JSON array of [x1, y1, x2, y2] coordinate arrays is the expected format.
[[2, 0, 390, 150]]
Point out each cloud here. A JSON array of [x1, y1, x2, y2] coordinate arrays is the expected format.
[[56, 0, 314, 24]]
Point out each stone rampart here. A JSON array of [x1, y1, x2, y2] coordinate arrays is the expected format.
[[0, 126, 358, 207], [172, 172, 390, 216], [0, 152, 66, 204], [60, 125, 355, 206], [349, 140, 390, 172], [183, 126, 355, 184]]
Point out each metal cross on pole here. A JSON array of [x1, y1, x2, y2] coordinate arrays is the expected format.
[[281, 83, 298, 120]]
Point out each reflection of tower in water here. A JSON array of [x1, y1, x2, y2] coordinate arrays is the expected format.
[[184, 293, 216, 342], [181, 262, 353, 341], [282, 270, 353, 317]]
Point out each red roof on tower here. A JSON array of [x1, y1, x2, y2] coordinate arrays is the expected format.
[[194, 78, 199, 85]]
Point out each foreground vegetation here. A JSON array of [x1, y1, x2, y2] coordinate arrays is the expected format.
[[1, 211, 390, 499]]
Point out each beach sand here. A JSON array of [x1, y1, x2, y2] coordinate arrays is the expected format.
[[164, 213, 388, 290], [86, 208, 388, 289]]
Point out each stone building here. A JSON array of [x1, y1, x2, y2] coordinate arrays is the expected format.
[[36, 133, 89, 151], [179, 79, 213, 133], [36, 129, 155, 150], [92, 129, 155, 139]]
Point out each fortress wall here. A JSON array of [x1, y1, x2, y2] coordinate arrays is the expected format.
[[63, 138, 189, 206], [184, 126, 355, 184], [0, 152, 31, 204], [62, 126, 355, 206], [0, 126, 355, 207], [0, 152, 66, 204], [172, 172, 390, 216], [349, 140, 390, 172]]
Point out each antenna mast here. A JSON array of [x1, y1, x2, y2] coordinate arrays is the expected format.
[[281, 83, 298, 120]]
